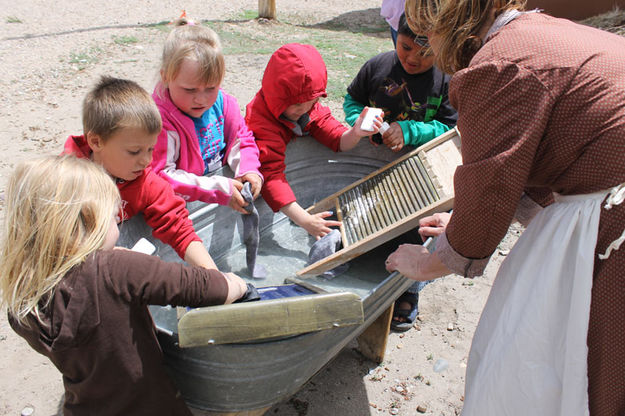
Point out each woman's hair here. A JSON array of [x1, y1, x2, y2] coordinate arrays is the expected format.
[[83, 76, 162, 141], [405, 0, 526, 74], [160, 20, 225, 87], [0, 155, 120, 324]]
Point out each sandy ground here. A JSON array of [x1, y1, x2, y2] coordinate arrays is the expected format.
[[0, 1, 540, 415]]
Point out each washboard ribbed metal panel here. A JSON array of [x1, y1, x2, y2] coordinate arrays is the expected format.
[[339, 154, 440, 246]]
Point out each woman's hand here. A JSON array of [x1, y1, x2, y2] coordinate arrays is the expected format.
[[385, 243, 450, 281], [418, 212, 451, 239]]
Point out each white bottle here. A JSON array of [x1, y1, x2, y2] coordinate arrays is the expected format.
[[361, 108, 384, 131], [378, 121, 390, 135]]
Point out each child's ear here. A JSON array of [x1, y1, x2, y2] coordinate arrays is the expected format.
[[86, 131, 105, 152], [159, 69, 167, 86]]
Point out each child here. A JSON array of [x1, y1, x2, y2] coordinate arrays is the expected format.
[[344, 13, 457, 153], [0, 155, 248, 415], [151, 20, 263, 214], [343, 14, 458, 331], [63, 76, 217, 270], [245, 43, 381, 239], [381, 0, 406, 46]]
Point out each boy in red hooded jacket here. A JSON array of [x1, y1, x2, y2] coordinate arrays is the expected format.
[[245, 43, 380, 239]]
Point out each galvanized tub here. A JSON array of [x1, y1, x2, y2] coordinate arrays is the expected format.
[[117, 138, 417, 413]]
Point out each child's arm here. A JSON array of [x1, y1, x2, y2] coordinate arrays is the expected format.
[[280, 202, 341, 240], [103, 250, 247, 306], [152, 129, 237, 206], [140, 171, 213, 260], [340, 107, 382, 151], [343, 93, 365, 127], [183, 240, 218, 269]]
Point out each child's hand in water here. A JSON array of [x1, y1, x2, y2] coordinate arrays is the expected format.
[[381, 122, 404, 152], [236, 173, 263, 199], [228, 180, 249, 214], [302, 211, 342, 240]]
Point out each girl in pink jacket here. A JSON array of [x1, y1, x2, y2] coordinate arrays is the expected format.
[[151, 20, 262, 213]]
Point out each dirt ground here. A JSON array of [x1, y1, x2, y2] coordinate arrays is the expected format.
[[0, 2, 621, 416]]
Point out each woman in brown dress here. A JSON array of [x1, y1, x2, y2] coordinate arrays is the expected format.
[[384, 1, 625, 414]]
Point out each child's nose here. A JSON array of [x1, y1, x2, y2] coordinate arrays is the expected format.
[[139, 153, 151, 167]]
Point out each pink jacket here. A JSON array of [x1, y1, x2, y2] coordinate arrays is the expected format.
[[151, 86, 262, 205]]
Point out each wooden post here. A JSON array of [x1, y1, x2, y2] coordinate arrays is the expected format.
[[356, 304, 394, 363], [258, 0, 276, 19]]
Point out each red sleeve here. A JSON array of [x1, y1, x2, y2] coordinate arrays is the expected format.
[[255, 125, 297, 212], [138, 170, 201, 259], [306, 102, 348, 152]]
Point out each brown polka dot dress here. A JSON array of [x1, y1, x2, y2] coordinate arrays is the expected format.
[[443, 12, 625, 416]]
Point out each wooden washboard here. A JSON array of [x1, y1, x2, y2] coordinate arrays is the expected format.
[[297, 128, 462, 278]]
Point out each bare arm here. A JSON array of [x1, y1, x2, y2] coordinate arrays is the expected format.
[[184, 240, 218, 269], [280, 201, 341, 240]]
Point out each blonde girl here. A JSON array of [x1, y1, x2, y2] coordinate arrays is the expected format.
[[385, 1, 625, 414], [1, 155, 246, 415], [151, 19, 263, 214]]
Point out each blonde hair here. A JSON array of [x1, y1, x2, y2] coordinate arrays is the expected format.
[[0, 155, 120, 324], [405, 0, 526, 74], [82, 76, 162, 140], [160, 21, 225, 87]]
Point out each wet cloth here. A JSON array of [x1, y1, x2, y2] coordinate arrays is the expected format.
[[307, 229, 349, 279], [241, 182, 267, 279], [463, 190, 610, 416]]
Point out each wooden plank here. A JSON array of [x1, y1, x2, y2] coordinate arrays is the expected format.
[[357, 304, 394, 363], [258, 0, 276, 19], [335, 198, 348, 248], [192, 406, 270, 416], [297, 128, 461, 277], [178, 292, 364, 347], [307, 128, 460, 215], [297, 196, 453, 277]]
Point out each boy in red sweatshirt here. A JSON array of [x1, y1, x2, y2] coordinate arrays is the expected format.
[[64, 76, 217, 269], [245, 43, 380, 239]]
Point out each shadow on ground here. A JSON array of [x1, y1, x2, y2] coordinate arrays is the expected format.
[[301, 8, 389, 38]]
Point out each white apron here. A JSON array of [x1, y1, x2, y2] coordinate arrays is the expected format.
[[461, 190, 612, 416]]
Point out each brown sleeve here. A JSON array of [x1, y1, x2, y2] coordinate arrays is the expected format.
[[445, 60, 555, 261], [97, 250, 229, 307]]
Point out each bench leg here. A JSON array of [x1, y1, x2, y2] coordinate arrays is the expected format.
[[356, 303, 394, 363]]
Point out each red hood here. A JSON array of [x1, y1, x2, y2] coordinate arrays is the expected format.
[[261, 43, 328, 120]]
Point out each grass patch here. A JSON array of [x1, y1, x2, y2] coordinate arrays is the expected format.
[[113, 35, 139, 46], [147, 16, 391, 102], [236, 9, 259, 21], [6, 16, 22, 23], [67, 47, 103, 70], [202, 20, 390, 102]]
